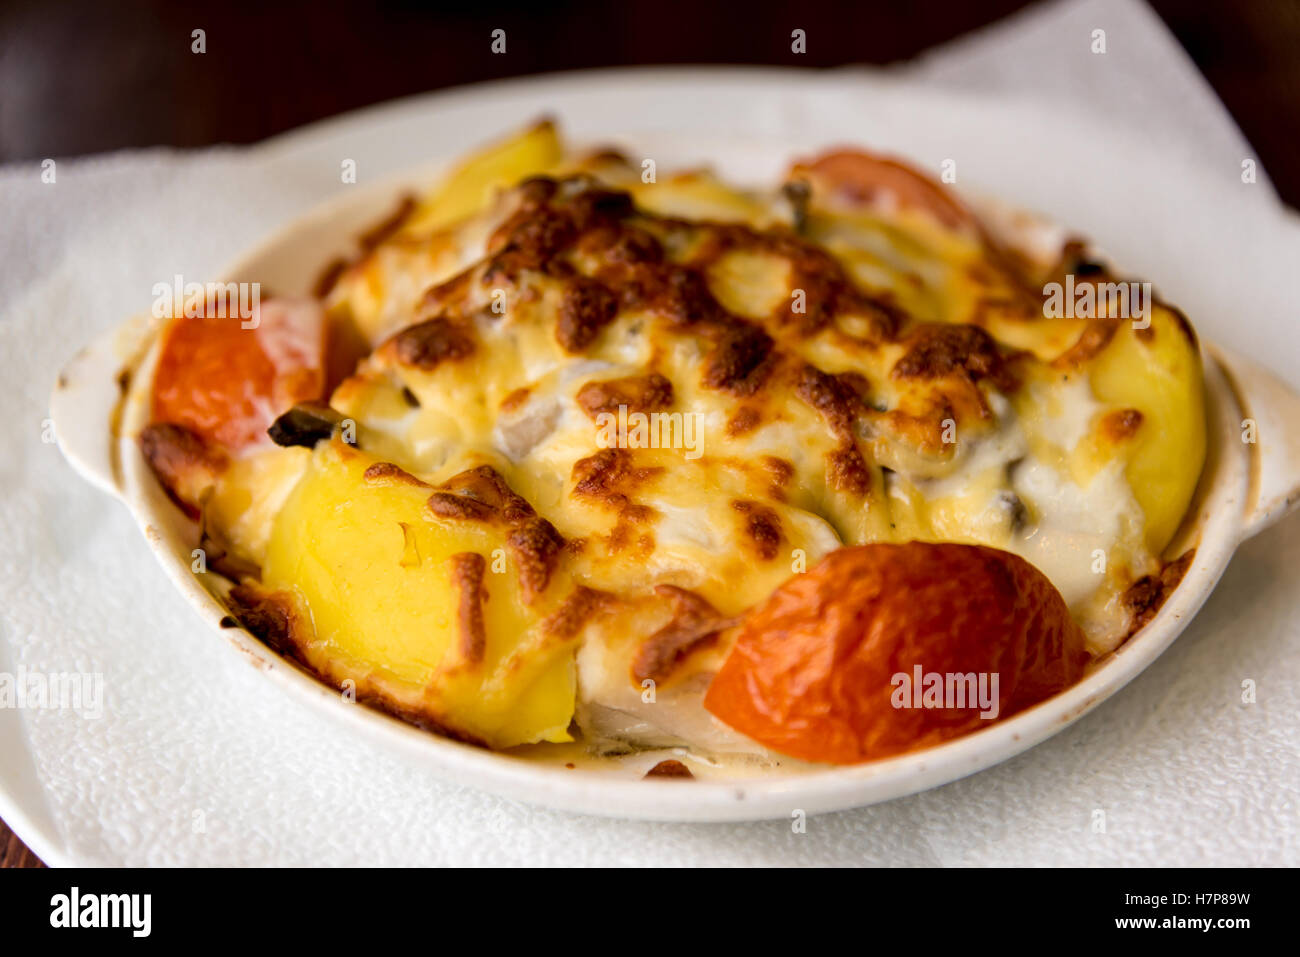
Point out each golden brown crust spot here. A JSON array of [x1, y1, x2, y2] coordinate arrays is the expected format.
[[796, 364, 864, 437], [881, 400, 963, 456], [644, 759, 694, 779], [418, 268, 478, 317], [732, 499, 784, 561], [427, 491, 496, 522], [616, 263, 725, 326], [363, 462, 431, 488], [702, 322, 776, 396], [500, 386, 533, 413], [827, 443, 872, 496], [1100, 408, 1144, 442], [567, 186, 636, 229], [578, 224, 663, 264], [762, 456, 795, 485], [482, 181, 633, 287], [449, 552, 488, 665], [425, 467, 566, 599], [632, 585, 736, 685], [694, 222, 901, 340], [484, 205, 577, 284], [726, 405, 762, 436], [1123, 549, 1195, 636], [576, 372, 674, 419], [1051, 319, 1120, 369], [604, 520, 657, 555], [761, 455, 796, 500], [557, 277, 619, 353], [139, 422, 226, 476], [892, 322, 1009, 387], [767, 232, 900, 338], [433, 465, 535, 524], [392, 317, 476, 370], [542, 586, 614, 639], [138, 422, 228, 519], [571, 448, 662, 514], [227, 584, 303, 662], [507, 517, 566, 603]]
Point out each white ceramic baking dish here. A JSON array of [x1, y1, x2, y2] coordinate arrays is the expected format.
[[49, 139, 1300, 822]]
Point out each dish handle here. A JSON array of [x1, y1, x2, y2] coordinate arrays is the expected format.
[[1210, 343, 1300, 542], [48, 318, 151, 499]]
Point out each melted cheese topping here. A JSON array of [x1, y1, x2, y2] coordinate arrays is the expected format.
[[194, 127, 1205, 755]]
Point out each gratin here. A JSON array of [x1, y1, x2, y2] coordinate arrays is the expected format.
[[134, 121, 1206, 766]]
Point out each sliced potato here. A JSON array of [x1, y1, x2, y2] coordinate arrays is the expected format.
[[628, 169, 771, 225], [401, 119, 564, 235], [1086, 305, 1206, 554], [204, 446, 311, 570], [260, 440, 581, 748]]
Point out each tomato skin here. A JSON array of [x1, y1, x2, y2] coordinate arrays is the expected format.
[[794, 150, 977, 231], [150, 300, 328, 451], [703, 543, 1089, 764]]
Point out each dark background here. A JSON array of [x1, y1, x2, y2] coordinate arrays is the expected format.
[[2, 0, 1299, 203], [0, 0, 1297, 866]]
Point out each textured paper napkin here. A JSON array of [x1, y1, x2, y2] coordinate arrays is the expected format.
[[1, 0, 1296, 865]]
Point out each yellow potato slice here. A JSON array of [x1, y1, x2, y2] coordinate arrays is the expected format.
[[401, 119, 564, 235], [1086, 305, 1206, 554], [260, 440, 581, 749]]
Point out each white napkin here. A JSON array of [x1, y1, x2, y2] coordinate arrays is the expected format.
[[899, 0, 1276, 201], [2, 0, 1296, 865]]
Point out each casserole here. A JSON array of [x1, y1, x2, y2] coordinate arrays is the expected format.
[[51, 125, 1300, 820]]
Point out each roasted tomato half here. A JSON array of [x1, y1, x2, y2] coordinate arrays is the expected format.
[[150, 297, 340, 451], [704, 542, 1089, 764], [791, 149, 979, 232]]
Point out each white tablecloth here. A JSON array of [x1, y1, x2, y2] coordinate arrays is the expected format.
[[1, 0, 1295, 865]]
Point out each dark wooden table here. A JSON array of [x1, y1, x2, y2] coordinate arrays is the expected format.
[[0, 825, 42, 868], [2, 0, 1295, 867]]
